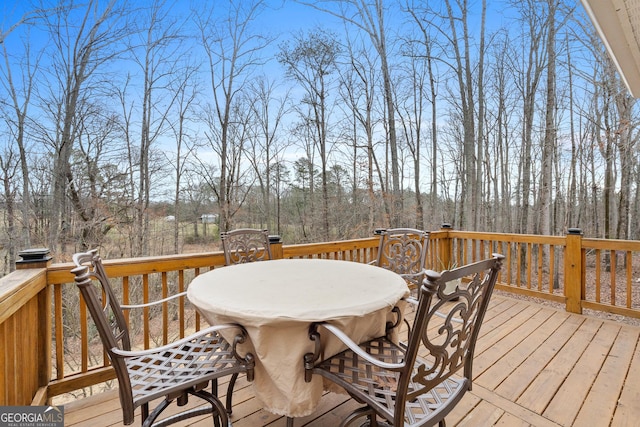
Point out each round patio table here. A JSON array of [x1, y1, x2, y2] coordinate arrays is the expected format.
[[187, 258, 409, 418]]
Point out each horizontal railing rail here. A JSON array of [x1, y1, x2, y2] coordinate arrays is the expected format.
[[2, 227, 640, 407]]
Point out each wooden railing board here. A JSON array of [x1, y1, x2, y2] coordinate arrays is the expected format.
[[0, 269, 46, 324], [281, 237, 379, 261], [45, 252, 227, 286]]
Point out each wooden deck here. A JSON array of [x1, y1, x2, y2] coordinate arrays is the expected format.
[[63, 295, 640, 427]]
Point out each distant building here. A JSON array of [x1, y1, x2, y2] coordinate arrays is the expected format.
[[200, 214, 218, 224], [164, 215, 175, 222]]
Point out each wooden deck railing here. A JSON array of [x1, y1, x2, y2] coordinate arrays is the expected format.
[[2, 226, 640, 407]]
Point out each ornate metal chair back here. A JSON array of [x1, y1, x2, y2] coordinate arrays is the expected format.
[[374, 228, 430, 290], [396, 254, 504, 421], [220, 228, 272, 265]]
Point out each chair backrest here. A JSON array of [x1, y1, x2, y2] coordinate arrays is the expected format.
[[220, 228, 272, 265], [396, 254, 504, 420], [374, 228, 429, 289], [71, 250, 135, 414], [72, 249, 131, 351]]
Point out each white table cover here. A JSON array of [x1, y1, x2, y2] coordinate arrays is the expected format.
[[187, 258, 409, 417]]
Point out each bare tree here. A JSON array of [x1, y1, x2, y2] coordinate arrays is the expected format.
[[270, 160, 291, 234], [438, 0, 487, 229], [128, 0, 191, 256], [337, 39, 385, 230], [590, 43, 628, 239], [68, 102, 124, 251], [0, 145, 19, 273], [564, 30, 578, 230], [396, 36, 430, 229], [165, 62, 199, 254], [246, 76, 290, 234], [509, 0, 549, 234], [278, 27, 341, 240], [298, 0, 402, 226], [486, 32, 517, 232], [540, 0, 557, 238], [38, 0, 129, 256], [0, 28, 43, 251], [613, 83, 638, 241], [195, 0, 270, 231], [405, 5, 441, 228], [0, 7, 40, 269]]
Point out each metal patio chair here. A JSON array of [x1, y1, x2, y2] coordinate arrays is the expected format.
[[220, 228, 276, 421], [220, 228, 272, 265], [71, 249, 255, 427], [304, 254, 504, 427], [371, 228, 430, 294]]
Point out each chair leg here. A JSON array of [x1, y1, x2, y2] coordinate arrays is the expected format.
[[226, 372, 239, 414], [341, 406, 378, 427], [142, 399, 171, 427], [192, 388, 228, 427], [286, 416, 294, 427], [141, 403, 149, 424]]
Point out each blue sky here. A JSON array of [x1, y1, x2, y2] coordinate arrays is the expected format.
[[1, 0, 507, 52]]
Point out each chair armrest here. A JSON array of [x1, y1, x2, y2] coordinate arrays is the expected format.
[[111, 323, 248, 360], [306, 322, 406, 373], [120, 291, 187, 310]]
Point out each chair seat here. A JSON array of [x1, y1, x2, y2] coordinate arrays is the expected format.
[[120, 330, 248, 407], [315, 336, 468, 427]]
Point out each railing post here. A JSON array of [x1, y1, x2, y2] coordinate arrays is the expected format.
[[269, 235, 283, 260], [439, 223, 454, 269], [19, 248, 53, 404], [15, 248, 53, 270], [565, 229, 583, 314]]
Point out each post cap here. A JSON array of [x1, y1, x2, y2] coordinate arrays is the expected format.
[[268, 235, 282, 243], [17, 248, 52, 262]]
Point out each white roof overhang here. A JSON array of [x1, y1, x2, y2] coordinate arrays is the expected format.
[[581, 0, 640, 97]]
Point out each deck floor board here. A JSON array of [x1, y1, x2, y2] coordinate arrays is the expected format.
[[62, 295, 640, 427], [611, 334, 640, 426]]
